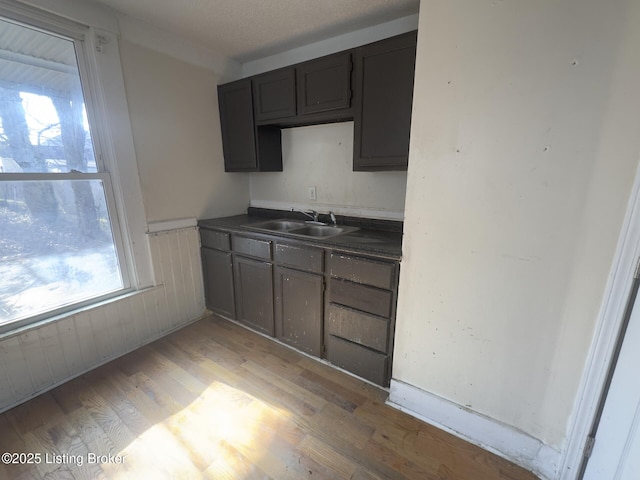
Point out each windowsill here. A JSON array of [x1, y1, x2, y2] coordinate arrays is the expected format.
[[0, 285, 162, 341]]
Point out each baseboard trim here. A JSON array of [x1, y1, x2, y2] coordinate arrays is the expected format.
[[387, 379, 561, 480]]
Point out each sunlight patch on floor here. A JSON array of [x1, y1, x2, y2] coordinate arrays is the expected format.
[[104, 380, 291, 478]]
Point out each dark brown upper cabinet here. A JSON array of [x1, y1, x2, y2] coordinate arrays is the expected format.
[[353, 31, 417, 171], [296, 51, 352, 116], [217, 31, 416, 173], [252, 68, 297, 123], [218, 78, 283, 172]]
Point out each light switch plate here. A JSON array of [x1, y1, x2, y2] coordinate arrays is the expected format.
[[307, 186, 317, 201]]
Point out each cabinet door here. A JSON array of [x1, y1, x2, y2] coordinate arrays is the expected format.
[[201, 247, 235, 319], [218, 79, 258, 171], [253, 68, 296, 122], [296, 52, 352, 115], [274, 266, 323, 356], [233, 255, 274, 336], [353, 31, 417, 171]]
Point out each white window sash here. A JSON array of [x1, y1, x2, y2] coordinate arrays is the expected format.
[[0, 0, 154, 331]]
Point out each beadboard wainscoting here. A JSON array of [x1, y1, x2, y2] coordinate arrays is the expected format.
[[0, 226, 206, 413]]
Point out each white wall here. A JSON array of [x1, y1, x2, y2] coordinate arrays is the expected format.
[[250, 122, 407, 220], [117, 15, 241, 83], [392, 0, 640, 477], [118, 40, 249, 223]]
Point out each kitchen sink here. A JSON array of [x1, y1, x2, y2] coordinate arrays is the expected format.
[[252, 219, 305, 231], [287, 225, 359, 238], [251, 219, 358, 238]]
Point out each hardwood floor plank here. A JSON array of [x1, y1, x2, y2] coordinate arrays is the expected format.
[[83, 369, 152, 438], [50, 378, 85, 415], [202, 440, 273, 480], [292, 368, 367, 413], [72, 379, 136, 453], [349, 468, 387, 480], [362, 435, 446, 480], [208, 317, 303, 368], [0, 315, 540, 480], [297, 434, 358, 480], [201, 357, 320, 420], [6, 392, 65, 436], [64, 408, 116, 462], [0, 416, 34, 480], [127, 371, 184, 417], [42, 466, 75, 480], [241, 359, 327, 411], [311, 401, 376, 450], [296, 355, 388, 403]]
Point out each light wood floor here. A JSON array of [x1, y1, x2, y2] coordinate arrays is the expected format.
[[0, 315, 540, 480]]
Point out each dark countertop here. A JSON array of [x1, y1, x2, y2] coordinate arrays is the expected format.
[[199, 212, 403, 260]]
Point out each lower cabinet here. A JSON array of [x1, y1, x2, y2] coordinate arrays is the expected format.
[[233, 255, 274, 337], [325, 252, 398, 386], [202, 247, 235, 319], [199, 225, 399, 387], [201, 229, 235, 319], [274, 266, 323, 356]]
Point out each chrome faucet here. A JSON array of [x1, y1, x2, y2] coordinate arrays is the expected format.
[[291, 208, 319, 222], [329, 212, 337, 227]]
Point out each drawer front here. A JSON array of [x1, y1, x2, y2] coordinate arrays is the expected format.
[[328, 278, 392, 318], [328, 252, 396, 290], [327, 304, 388, 353], [275, 243, 323, 273], [200, 229, 230, 251], [326, 335, 388, 386], [233, 235, 272, 260]]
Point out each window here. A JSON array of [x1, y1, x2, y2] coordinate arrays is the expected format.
[[0, 13, 129, 328]]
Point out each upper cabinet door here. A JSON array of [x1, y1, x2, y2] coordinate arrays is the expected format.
[[296, 52, 352, 115], [218, 79, 258, 172], [353, 31, 417, 171], [253, 68, 297, 122]]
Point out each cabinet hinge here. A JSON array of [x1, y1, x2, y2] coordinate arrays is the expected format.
[[583, 435, 596, 459]]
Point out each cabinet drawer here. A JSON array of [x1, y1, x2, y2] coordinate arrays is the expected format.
[[326, 335, 388, 386], [327, 304, 388, 353], [328, 252, 396, 290], [200, 229, 230, 251], [233, 235, 272, 260], [328, 278, 392, 318], [275, 243, 323, 273]]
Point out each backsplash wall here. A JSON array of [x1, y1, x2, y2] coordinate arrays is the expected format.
[[249, 122, 407, 220]]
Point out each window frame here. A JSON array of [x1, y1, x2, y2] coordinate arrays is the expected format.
[[0, 0, 152, 333]]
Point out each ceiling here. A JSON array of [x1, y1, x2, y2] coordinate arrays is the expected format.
[[88, 0, 420, 63]]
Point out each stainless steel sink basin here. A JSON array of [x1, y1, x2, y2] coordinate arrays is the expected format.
[[252, 219, 305, 231], [287, 225, 359, 238], [251, 219, 358, 238]]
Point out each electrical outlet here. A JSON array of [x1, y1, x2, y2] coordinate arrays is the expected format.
[[307, 186, 317, 201]]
